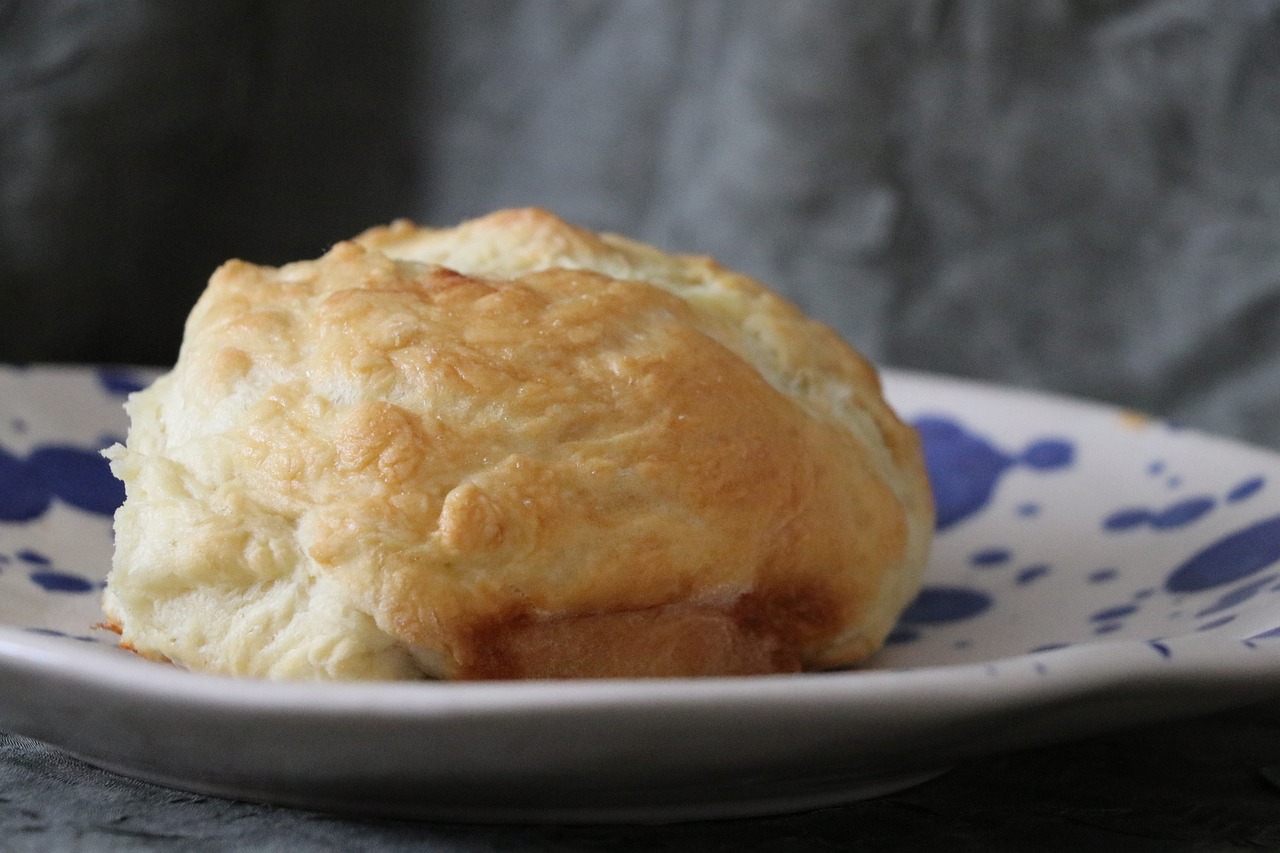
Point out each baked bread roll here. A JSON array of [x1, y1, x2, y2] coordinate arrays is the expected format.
[[103, 208, 932, 680]]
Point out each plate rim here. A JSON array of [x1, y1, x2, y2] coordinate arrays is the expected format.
[[4, 362, 1280, 821]]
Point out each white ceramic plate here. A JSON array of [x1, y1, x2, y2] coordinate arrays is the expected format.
[[2, 364, 1279, 823]]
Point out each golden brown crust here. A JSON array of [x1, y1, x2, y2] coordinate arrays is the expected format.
[[103, 208, 932, 680]]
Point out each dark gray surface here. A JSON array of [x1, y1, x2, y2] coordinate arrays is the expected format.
[[4, 698, 1280, 851], [4, 1, 1280, 848], [3, 0, 1280, 446]]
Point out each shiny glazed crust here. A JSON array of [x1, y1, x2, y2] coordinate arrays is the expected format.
[[103, 208, 933, 679]]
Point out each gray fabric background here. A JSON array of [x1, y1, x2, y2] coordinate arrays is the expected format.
[[4, 0, 1280, 447]]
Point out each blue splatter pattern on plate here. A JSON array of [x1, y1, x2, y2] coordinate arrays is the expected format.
[[0, 366, 150, 647], [2, 365, 1280, 677], [875, 373, 1280, 671]]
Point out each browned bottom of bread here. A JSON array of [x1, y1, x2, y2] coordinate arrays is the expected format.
[[459, 606, 787, 679]]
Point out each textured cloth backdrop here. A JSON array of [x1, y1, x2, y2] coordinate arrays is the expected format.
[[3, 0, 1280, 446]]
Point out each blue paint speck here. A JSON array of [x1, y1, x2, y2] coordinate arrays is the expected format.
[[17, 549, 50, 565], [24, 627, 66, 638], [1149, 641, 1172, 658], [1016, 564, 1051, 586], [1227, 477, 1264, 503], [0, 441, 123, 521], [1022, 439, 1074, 470], [29, 569, 96, 593], [884, 626, 919, 645], [913, 417, 1073, 532], [971, 548, 1011, 568], [1089, 568, 1119, 584], [1194, 574, 1277, 618], [1151, 496, 1215, 529], [97, 368, 150, 397], [0, 447, 52, 521], [1197, 614, 1237, 632], [1091, 604, 1139, 622], [29, 445, 125, 516], [1103, 508, 1150, 532], [898, 586, 994, 625], [1166, 515, 1280, 593], [1016, 503, 1040, 518], [1103, 496, 1216, 533]]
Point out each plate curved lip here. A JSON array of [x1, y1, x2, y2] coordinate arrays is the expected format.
[[2, 624, 1277, 720]]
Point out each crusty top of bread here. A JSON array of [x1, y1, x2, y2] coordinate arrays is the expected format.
[[103, 208, 932, 679]]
